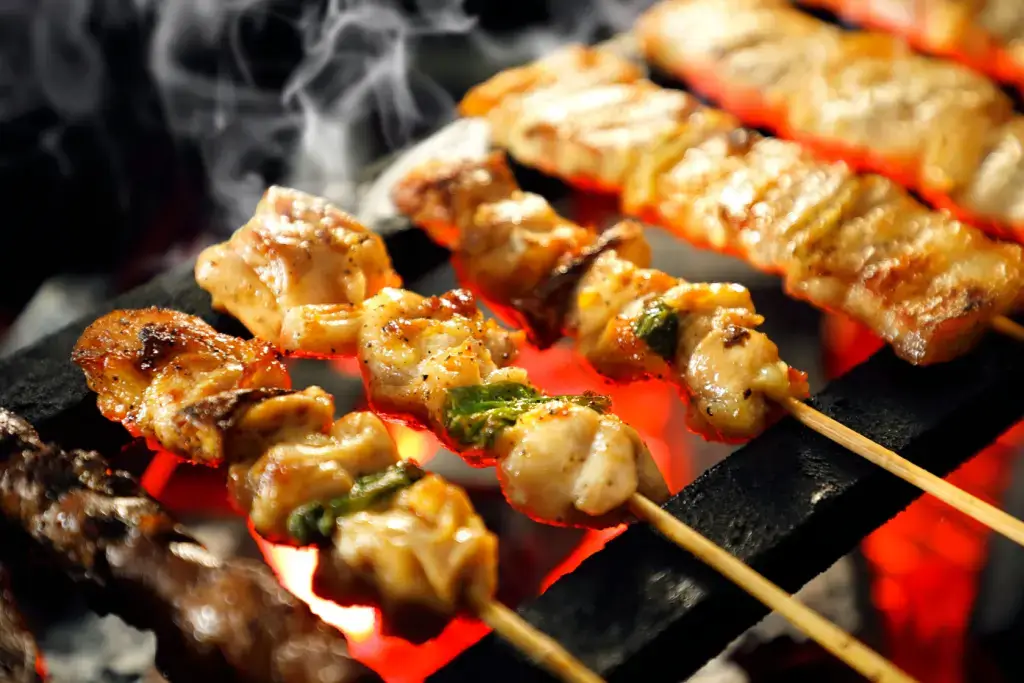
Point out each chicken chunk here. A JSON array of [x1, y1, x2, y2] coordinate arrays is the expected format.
[[195, 186, 401, 342]]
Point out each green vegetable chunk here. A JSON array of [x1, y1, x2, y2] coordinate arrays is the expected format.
[[286, 460, 426, 546], [634, 299, 680, 361], [442, 381, 612, 450]]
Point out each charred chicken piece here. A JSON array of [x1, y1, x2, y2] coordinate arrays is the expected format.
[[195, 186, 401, 343], [0, 408, 380, 683], [461, 48, 1024, 365], [395, 154, 808, 441], [0, 564, 42, 683], [73, 310, 498, 640], [637, 0, 1024, 241], [393, 152, 648, 322], [73, 307, 293, 464]]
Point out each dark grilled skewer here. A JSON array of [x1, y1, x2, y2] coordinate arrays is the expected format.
[[0, 563, 43, 683], [0, 408, 381, 683]]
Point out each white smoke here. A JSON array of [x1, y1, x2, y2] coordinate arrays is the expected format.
[[0, 0, 655, 232]]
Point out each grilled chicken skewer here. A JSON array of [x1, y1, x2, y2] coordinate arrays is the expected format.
[[0, 563, 43, 683], [637, 0, 1024, 242], [458, 43, 1024, 367], [393, 152, 809, 443], [72, 309, 603, 683], [801, 0, 1024, 96], [72, 309, 493, 638], [198, 183, 807, 443], [0, 408, 379, 683], [450, 44, 1024, 548], [195, 189, 915, 683]]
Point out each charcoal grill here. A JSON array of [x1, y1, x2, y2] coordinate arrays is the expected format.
[[1, 199, 1021, 682], [3, 2, 1024, 680]]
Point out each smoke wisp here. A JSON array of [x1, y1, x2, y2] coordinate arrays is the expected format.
[[1, 0, 656, 232]]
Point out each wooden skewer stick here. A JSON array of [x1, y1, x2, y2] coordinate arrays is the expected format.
[[993, 315, 1024, 343], [470, 595, 606, 683], [628, 493, 916, 683], [781, 397, 1024, 548]]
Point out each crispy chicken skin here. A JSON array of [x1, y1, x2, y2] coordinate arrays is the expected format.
[[454, 46, 1024, 365], [637, 0, 1024, 239], [73, 309, 498, 638], [73, 308, 292, 463], [196, 186, 401, 342], [488, 80, 704, 193], [395, 153, 808, 441]]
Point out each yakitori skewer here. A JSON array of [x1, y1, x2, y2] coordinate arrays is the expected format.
[[72, 309, 604, 683], [637, 0, 1024, 244], [443, 46, 1024, 545], [394, 149, 1024, 548], [458, 43, 1024, 360], [0, 407, 379, 683], [192, 188, 915, 683]]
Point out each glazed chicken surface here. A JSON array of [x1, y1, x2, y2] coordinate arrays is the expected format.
[[395, 153, 808, 441], [195, 186, 400, 343], [455, 47, 1024, 365], [636, 0, 1024, 236], [73, 309, 497, 638]]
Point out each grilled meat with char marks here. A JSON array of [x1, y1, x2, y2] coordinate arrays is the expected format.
[[638, 0, 1024, 242], [0, 408, 380, 683], [459, 46, 1024, 365]]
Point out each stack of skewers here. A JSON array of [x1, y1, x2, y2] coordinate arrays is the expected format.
[[4, 2, 1024, 681]]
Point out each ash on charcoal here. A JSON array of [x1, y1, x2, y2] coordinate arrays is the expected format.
[[39, 610, 156, 683], [678, 556, 862, 683], [0, 277, 111, 358], [748, 556, 861, 643]]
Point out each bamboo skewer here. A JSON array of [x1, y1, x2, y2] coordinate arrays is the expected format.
[[628, 493, 917, 683], [781, 397, 1024, 547], [471, 596, 606, 683], [993, 315, 1024, 343]]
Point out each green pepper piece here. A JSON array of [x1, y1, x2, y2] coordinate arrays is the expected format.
[[634, 299, 680, 362], [285, 461, 426, 546], [442, 381, 612, 450]]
